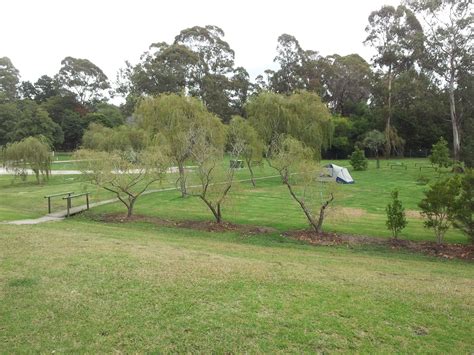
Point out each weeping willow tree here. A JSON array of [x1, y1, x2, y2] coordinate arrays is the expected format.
[[3, 136, 52, 184], [134, 93, 225, 197], [246, 91, 333, 160]]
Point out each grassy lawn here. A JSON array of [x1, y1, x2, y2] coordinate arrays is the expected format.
[[0, 219, 473, 353], [0, 158, 466, 243]]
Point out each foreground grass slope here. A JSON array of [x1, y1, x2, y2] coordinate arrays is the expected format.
[[0, 220, 473, 353]]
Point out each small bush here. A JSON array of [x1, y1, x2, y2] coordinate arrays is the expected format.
[[452, 169, 474, 243], [349, 147, 368, 171], [429, 137, 451, 169], [419, 177, 459, 244], [386, 189, 407, 239]]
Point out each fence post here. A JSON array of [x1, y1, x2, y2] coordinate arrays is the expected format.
[[66, 197, 71, 217], [47, 197, 51, 214], [86, 193, 89, 210]]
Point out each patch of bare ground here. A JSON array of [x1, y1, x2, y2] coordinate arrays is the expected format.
[[406, 210, 423, 219], [284, 230, 473, 261], [335, 207, 367, 218], [97, 213, 277, 235]]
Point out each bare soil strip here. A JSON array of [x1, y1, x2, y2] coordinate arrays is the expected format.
[[284, 230, 473, 261]]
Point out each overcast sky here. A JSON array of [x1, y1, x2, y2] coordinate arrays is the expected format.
[[2, 0, 400, 84]]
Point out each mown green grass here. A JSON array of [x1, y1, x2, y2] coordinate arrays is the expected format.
[[91, 158, 465, 243], [0, 219, 472, 353], [0, 158, 465, 243]]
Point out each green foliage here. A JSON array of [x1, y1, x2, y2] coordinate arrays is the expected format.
[[82, 123, 147, 153], [228, 116, 264, 186], [135, 93, 225, 196], [3, 136, 52, 184], [83, 104, 124, 130], [0, 57, 20, 102], [56, 57, 110, 105], [0, 102, 20, 145], [349, 147, 368, 171], [429, 137, 451, 169], [12, 100, 63, 146], [452, 169, 474, 243], [386, 189, 407, 238], [74, 146, 170, 217], [268, 135, 336, 233], [461, 117, 474, 168], [246, 91, 333, 160], [188, 129, 236, 223], [419, 177, 460, 244], [0, 100, 63, 147], [363, 129, 385, 168]]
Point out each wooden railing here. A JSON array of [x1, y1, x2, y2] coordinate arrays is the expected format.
[[63, 192, 90, 217], [44, 192, 74, 214]]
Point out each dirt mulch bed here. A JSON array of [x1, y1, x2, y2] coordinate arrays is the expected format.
[[97, 213, 277, 235], [284, 230, 474, 261]]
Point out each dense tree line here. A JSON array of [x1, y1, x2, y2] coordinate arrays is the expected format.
[[0, 0, 472, 165]]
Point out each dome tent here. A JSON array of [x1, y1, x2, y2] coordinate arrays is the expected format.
[[324, 164, 354, 184]]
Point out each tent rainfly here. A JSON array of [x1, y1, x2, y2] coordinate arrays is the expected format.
[[324, 164, 355, 184]]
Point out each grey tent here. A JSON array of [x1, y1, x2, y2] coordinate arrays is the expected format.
[[324, 164, 355, 184]]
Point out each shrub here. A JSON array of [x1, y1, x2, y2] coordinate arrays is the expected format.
[[452, 169, 474, 243], [386, 189, 407, 239], [429, 137, 451, 169], [349, 147, 368, 171], [419, 177, 459, 244]]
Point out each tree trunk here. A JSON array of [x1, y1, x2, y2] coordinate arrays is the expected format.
[[284, 181, 319, 232], [315, 193, 334, 234], [448, 67, 460, 161], [385, 65, 393, 159], [126, 199, 135, 218], [33, 169, 40, 184], [315, 207, 325, 234], [247, 160, 256, 188], [216, 203, 222, 223], [200, 196, 221, 223], [178, 161, 187, 197]]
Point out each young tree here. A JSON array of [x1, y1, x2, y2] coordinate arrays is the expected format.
[[228, 116, 264, 187], [75, 146, 169, 218], [419, 177, 460, 244], [386, 189, 407, 238], [268, 135, 336, 234], [349, 147, 368, 171], [363, 130, 386, 168], [452, 169, 474, 243], [188, 126, 235, 224], [429, 137, 451, 169], [3, 136, 52, 184], [134, 94, 225, 197]]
